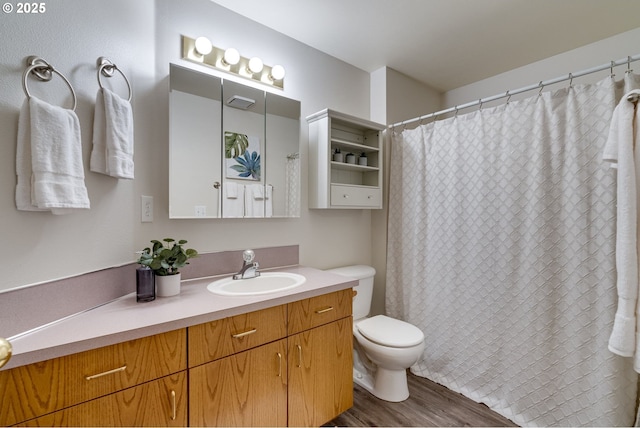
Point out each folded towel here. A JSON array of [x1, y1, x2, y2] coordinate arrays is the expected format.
[[244, 184, 272, 217], [223, 182, 244, 217], [603, 89, 640, 369], [265, 184, 273, 217], [16, 97, 90, 214], [90, 88, 134, 179], [252, 184, 265, 200], [224, 182, 239, 199], [15, 99, 47, 212]]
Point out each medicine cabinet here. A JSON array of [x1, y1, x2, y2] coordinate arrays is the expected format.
[[169, 63, 301, 219]]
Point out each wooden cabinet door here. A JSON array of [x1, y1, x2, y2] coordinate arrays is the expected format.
[[288, 317, 353, 427], [21, 372, 187, 427], [189, 339, 287, 427]]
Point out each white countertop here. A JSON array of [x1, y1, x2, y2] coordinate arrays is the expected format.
[[3, 266, 356, 371]]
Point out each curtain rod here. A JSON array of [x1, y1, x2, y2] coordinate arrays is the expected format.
[[391, 53, 640, 129]]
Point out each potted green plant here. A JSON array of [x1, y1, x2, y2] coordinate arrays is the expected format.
[[138, 238, 198, 296]]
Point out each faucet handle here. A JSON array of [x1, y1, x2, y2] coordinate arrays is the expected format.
[[242, 249, 255, 263]]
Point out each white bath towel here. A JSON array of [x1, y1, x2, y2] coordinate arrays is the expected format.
[[603, 89, 640, 371], [15, 97, 90, 214], [244, 184, 272, 217], [223, 182, 244, 217], [90, 88, 134, 179]]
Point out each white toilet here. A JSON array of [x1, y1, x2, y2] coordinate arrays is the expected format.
[[326, 265, 425, 402]]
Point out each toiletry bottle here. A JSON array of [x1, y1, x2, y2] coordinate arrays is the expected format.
[[136, 265, 155, 302]]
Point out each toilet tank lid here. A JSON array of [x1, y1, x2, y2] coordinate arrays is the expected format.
[[325, 265, 376, 280], [357, 315, 424, 348]]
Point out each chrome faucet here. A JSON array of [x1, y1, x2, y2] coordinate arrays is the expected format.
[[233, 249, 261, 280]]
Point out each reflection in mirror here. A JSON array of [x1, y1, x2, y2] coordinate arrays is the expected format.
[[169, 63, 301, 219], [169, 64, 222, 218], [266, 92, 301, 217], [222, 80, 265, 218]]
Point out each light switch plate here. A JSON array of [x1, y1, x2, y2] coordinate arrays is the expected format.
[[141, 195, 153, 222]]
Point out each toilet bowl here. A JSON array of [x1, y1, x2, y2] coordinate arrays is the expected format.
[[326, 265, 425, 402]]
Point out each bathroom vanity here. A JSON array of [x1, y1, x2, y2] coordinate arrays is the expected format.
[[0, 266, 355, 427]]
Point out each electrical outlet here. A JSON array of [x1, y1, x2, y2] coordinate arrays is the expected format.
[[195, 205, 206, 217], [141, 195, 153, 222]]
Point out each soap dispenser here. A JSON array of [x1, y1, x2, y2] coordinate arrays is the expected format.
[[136, 261, 155, 302]]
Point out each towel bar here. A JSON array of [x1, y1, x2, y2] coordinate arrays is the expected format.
[[22, 56, 77, 111], [97, 57, 132, 102]]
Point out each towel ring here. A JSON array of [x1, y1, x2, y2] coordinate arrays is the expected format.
[[97, 57, 132, 102], [22, 56, 77, 111]]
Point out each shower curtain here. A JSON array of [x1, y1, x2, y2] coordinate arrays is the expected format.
[[386, 73, 640, 427], [285, 153, 300, 217]]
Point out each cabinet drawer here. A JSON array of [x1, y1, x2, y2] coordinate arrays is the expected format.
[[330, 184, 381, 208], [0, 329, 187, 426], [188, 304, 287, 367], [21, 371, 187, 427], [288, 289, 352, 335]]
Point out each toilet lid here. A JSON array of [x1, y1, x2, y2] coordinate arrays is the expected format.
[[356, 315, 424, 348]]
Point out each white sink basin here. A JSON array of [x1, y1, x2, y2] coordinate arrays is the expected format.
[[207, 272, 306, 296]]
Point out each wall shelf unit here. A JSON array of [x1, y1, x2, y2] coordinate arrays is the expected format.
[[307, 109, 385, 209]]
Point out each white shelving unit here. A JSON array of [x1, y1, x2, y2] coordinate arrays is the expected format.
[[307, 109, 385, 209]]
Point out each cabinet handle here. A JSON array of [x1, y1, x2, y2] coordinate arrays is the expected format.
[[277, 352, 282, 377], [170, 389, 176, 421], [315, 306, 334, 314], [296, 344, 302, 368], [85, 365, 127, 380], [232, 328, 257, 338]]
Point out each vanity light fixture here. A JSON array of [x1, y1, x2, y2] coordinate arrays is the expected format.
[[194, 36, 213, 57], [248, 57, 264, 74], [222, 47, 240, 66], [181, 35, 285, 89], [270, 64, 286, 81]]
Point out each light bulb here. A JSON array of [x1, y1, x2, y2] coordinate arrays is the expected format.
[[223, 48, 240, 66], [248, 57, 264, 74], [270, 64, 286, 81], [194, 36, 212, 56]]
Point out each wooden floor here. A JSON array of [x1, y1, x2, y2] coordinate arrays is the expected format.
[[327, 372, 517, 427]]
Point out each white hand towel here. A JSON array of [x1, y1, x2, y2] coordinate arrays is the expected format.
[[16, 96, 90, 214], [223, 182, 244, 217], [90, 88, 134, 179], [603, 89, 640, 367], [252, 184, 265, 200], [244, 184, 272, 217], [224, 181, 239, 199], [15, 99, 47, 212], [264, 184, 273, 217]]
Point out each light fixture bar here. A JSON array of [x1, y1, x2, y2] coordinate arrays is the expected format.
[[181, 35, 284, 89]]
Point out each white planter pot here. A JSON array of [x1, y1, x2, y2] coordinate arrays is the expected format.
[[156, 273, 181, 297]]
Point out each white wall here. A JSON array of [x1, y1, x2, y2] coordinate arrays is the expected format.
[[444, 27, 640, 111], [0, 0, 375, 292]]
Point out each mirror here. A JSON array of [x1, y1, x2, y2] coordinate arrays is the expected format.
[[169, 65, 222, 218], [169, 63, 301, 218]]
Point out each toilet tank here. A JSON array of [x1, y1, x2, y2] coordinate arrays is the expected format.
[[325, 265, 376, 321]]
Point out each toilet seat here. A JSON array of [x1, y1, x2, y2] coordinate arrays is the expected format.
[[356, 315, 424, 348]]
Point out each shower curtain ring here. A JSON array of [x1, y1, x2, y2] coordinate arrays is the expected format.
[[538, 81, 544, 96], [626, 56, 633, 74], [478, 99, 483, 110], [505, 90, 512, 104], [568, 73, 574, 88], [610, 61, 615, 78], [454, 106, 459, 117]]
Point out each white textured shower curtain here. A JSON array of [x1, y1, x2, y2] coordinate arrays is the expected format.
[[386, 74, 640, 427]]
